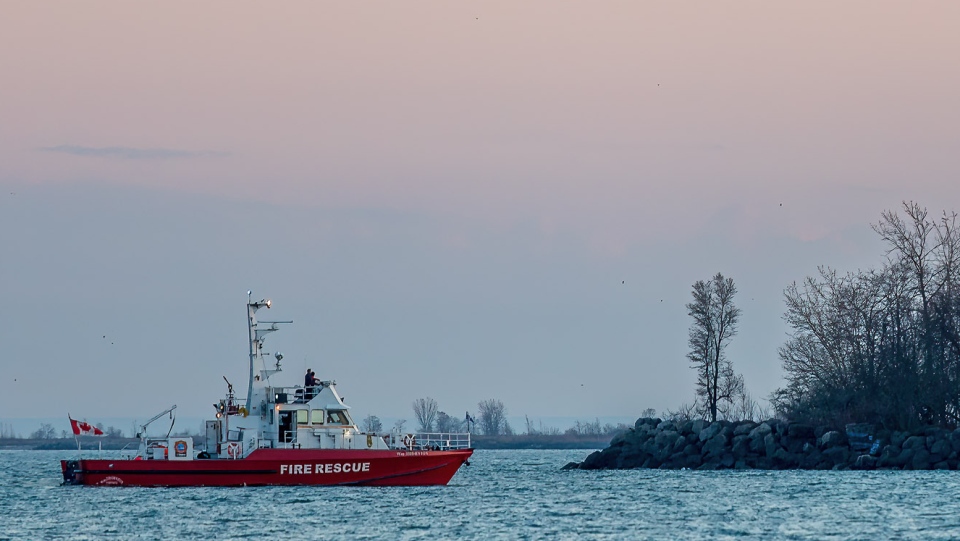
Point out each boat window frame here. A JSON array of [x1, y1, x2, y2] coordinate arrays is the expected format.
[[310, 409, 325, 425], [326, 410, 349, 426], [296, 409, 309, 425]]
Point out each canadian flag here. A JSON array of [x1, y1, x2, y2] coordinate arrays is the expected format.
[[69, 416, 105, 436]]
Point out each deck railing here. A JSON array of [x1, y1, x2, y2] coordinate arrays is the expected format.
[[390, 432, 472, 451]]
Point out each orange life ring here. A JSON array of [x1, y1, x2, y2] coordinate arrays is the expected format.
[[402, 434, 416, 449], [226, 442, 242, 459]]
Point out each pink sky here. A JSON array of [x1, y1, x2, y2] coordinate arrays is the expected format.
[[5, 2, 958, 240], [2, 2, 959, 422]]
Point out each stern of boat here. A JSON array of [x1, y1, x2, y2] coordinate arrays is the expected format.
[[61, 460, 82, 485]]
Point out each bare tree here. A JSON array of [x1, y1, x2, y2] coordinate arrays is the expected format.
[[412, 397, 439, 432], [361, 415, 382, 433], [31, 423, 56, 439], [477, 399, 511, 435], [435, 411, 462, 433], [687, 273, 743, 422], [775, 203, 960, 429]]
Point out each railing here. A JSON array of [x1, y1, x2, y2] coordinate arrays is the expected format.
[[394, 432, 471, 451]]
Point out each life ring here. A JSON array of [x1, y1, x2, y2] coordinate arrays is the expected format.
[[226, 442, 242, 459], [402, 434, 416, 449]]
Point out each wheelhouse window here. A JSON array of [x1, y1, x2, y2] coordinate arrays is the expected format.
[[296, 410, 308, 425], [311, 410, 325, 425], [327, 410, 349, 425]]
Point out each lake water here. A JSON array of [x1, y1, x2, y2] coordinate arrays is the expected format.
[[3, 449, 960, 540]]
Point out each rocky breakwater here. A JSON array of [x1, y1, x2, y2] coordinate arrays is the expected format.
[[566, 418, 960, 471]]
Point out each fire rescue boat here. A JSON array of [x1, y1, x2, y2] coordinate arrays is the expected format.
[[61, 294, 473, 486]]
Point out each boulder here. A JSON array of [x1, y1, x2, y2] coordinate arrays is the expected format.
[[748, 422, 773, 441], [731, 435, 751, 458], [690, 419, 707, 436], [720, 453, 736, 469], [772, 448, 798, 468], [635, 417, 660, 430], [699, 422, 723, 442], [853, 455, 877, 470], [787, 423, 816, 441], [902, 436, 926, 451], [733, 422, 757, 437], [949, 429, 960, 453], [822, 446, 849, 465], [657, 420, 677, 433], [561, 461, 580, 470], [910, 449, 932, 470], [890, 431, 908, 449], [702, 433, 728, 458], [655, 430, 681, 451], [819, 431, 846, 449], [892, 447, 913, 467], [930, 439, 951, 460], [764, 433, 779, 458]]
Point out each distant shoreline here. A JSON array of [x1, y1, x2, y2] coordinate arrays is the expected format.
[[1, 435, 608, 451]]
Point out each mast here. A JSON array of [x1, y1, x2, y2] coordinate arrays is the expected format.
[[245, 291, 290, 410]]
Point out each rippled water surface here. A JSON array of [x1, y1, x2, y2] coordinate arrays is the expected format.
[[3, 449, 960, 540]]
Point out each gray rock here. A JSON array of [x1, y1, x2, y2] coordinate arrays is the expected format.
[[893, 448, 915, 468], [787, 423, 816, 440], [655, 430, 680, 450], [822, 446, 849, 465], [732, 435, 750, 458], [773, 448, 797, 467], [854, 455, 877, 470], [682, 444, 699, 456], [690, 419, 707, 436], [764, 433, 779, 458], [910, 449, 932, 470], [702, 433, 728, 457], [635, 417, 660, 430], [930, 438, 951, 459], [891, 431, 908, 448], [819, 431, 846, 449], [902, 436, 926, 451], [679, 420, 694, 435], [657, 420, 677, 433], [699, 422, 723, 442], [561, 461, 580, 470], [733, 422, 756, 436], [720, 453, 736, 469], [949, 429, 960, 453], [934, 460, 951, 470], [748, 422, 773, 441]]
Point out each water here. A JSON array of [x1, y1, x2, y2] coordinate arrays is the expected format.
[[3, 449, 960, 540]]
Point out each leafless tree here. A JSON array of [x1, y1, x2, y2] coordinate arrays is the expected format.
[[687, 273, 743, 422], [31, 423, 56, 439], [361, 415, 382, 433], [412, 397, 439, 432], [435, 411, 462, 433], [776, 202, 960, 429], [477, 399, 511, 435]]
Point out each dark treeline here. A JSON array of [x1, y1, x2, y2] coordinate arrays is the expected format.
[[774, 202, 960, 431]]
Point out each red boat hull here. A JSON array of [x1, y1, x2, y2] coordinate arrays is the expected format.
[[61, 448, 473, 487]]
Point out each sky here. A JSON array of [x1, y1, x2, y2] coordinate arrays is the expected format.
[[2, 2, 959, 431]]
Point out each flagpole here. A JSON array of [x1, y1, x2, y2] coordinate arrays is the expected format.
[[70, 414, 81, 459]]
